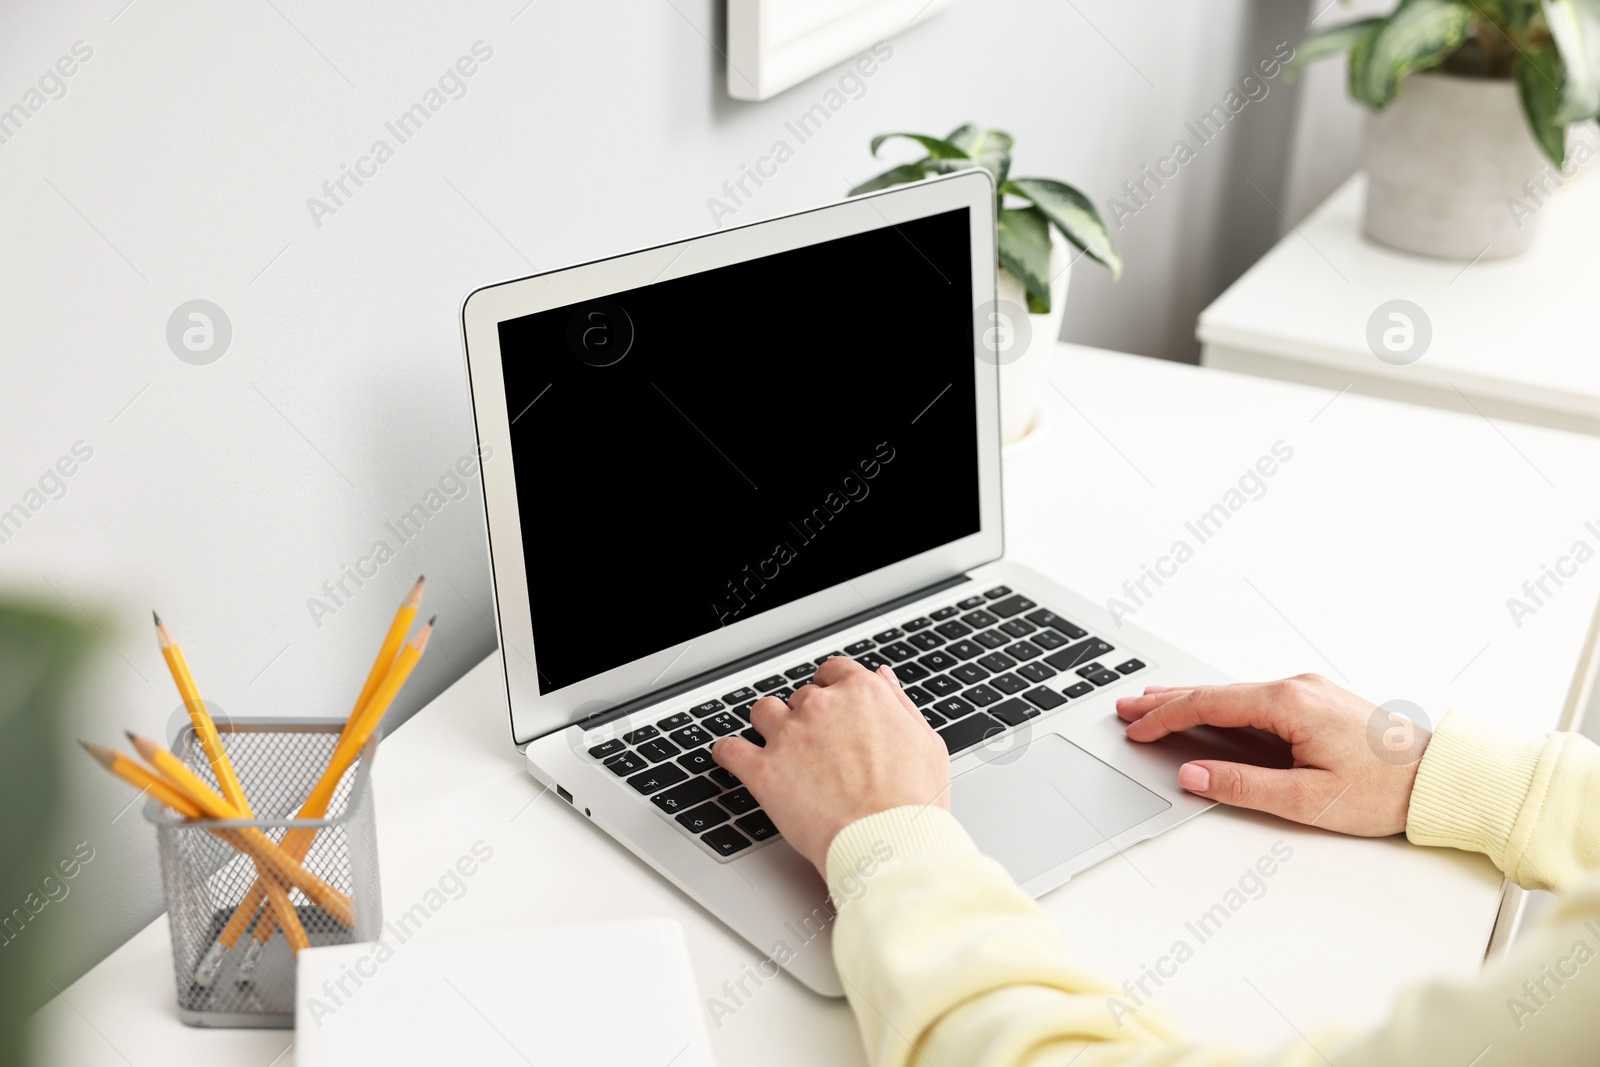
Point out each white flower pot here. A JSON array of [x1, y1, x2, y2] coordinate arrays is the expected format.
[[994, 232, 1071, 444], [1362, 71, 1548, 259]]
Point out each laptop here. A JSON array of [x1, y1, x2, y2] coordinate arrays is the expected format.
[[460, 168, 1233, 996]]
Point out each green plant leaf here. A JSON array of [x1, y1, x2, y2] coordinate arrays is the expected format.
[[1285, 18, 1384, 79], [1518, 44, 1569, 164], [997, 205, 1052, 310], [1004, 178, 1123, 281], [1347, 0, 1475, 109], [923, 157, 984, 176], [1543, 0, 1600, 123], [848, 162, 930, 196], [946, 124, 1014, 186], [869, 132, 970, 160]]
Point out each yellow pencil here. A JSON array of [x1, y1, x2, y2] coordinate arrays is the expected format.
[[79, 743, 311, 970], [154, 613, 250, 814], [125, 733, 356, 928], [234, 618, 434, 952], [347, 576, 424, 734]]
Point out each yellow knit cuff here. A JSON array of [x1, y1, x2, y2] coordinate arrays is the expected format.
[[1406, 710, 1546, 869], [825, 805, 976, 902]]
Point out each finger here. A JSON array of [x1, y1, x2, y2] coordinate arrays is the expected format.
[[788, 682, 818, 707], [749, 694, 790, 736], [712, 736, 764, 782], [813, 656, 868, 686], [1116, 688, 1194, 722], [876, 665, 924, 721], [1123, 681, 1308, 743], [1179, 761, 1337, 825]]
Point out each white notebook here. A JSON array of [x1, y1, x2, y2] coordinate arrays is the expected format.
[[295, 918, 716, 1066]]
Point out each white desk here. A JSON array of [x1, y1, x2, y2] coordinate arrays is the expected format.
[[35, 345, 1600, 1066], [1198, 171, 1600, 436]]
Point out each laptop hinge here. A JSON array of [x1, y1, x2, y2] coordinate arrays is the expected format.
[[541, 572, 976, 739]]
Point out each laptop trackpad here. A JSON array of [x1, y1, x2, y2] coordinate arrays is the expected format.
[[950, 734, 1171, 885]]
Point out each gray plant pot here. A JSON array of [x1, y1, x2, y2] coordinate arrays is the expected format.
[[1363, 71, 1548, 259]]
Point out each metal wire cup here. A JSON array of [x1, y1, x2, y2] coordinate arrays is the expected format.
[[146, 718, 382, 1027]]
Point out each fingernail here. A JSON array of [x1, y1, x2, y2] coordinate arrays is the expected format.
[[1178, 763, 1209, 792], [879, 664, 900, 687]]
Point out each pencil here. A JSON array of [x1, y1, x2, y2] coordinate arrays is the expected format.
[[79, 742, 311, 972], [154, 613, 249, 815], [348, 576, 424, 733], [125, 733, 356, 928], [233, 618, 435, 955]]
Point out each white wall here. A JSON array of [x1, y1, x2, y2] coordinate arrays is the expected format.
[[0, 0, 1314, 991]]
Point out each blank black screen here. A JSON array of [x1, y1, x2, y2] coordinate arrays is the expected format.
[[497, 206, 981, 692]]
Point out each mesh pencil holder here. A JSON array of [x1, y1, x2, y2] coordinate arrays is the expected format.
[[146, 718, 383, 1028]]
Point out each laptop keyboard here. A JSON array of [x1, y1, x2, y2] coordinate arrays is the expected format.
[[582, 584, 1148, 861]]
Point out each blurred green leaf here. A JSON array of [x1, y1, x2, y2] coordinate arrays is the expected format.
[[848, 162, 931, 196], [947, 124, 1014, 186], [1348, 0, 1475, 108], [869, 132, 969, 159], [1543, 0, 1600, 122], [1005, 177, 1122, 281], [997, 206, 1052, 310], [1518, 43, 1570, 163], [1287, 18, 1384, 78]]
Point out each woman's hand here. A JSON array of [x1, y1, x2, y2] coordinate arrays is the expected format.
[[712, 657, 949, 875], [1117, 674, 1429, 836]]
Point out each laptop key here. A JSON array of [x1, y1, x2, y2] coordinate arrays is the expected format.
[[938, 712, 1005, 754], [998, 618, 1037, 639], [972, 629, 1010, 650], [677, 801, 730, 833], [1076, 662, 1107, 678], [984, 585, 1012, 599], [853, 653, 888, 672], [930, 606, 960, 621], [1017, 662, 1057, 683], [873, 628, 904, 643], [1085, 668, 1122, 687], [703, 825, 753, 856], [814, 652, 845, 665], [947, 640, 984, 660], [636, 738, 681, 763], [754, 675, 786, 692], [627, 763, 688, 795], [988, 594, 1037, 618], [731, 702, 755, 722], [588, 739, 625, 759], [963, 684, 1002, 707], [740, 727, 766, 747], [670, 725, 713, 749], [956, 596, 986, 610], [657, 712, 693, 732], [1026, 609, 1089, 639], [880, 641, 917, 663], [844, 639, 875, 655], [722, 686, 758, 704], [784, 663, 815, 681], [904, 685, 934, 707], [676, 748, 716, 775], [708, 766, 741, 790], [990, 672, 1030, 695], [690, 701, 727, 719], [1003, 641, 1043, 661], [924, 674, 963, 697], [652, 776, 720, 814], [1023, 686, 1068, 710], [719, 787, 760, 815], [908, 631, 945, 651], [949, 663, 990, 685], [894, 660, 931, 682], [735, 811, 779, 841], [933, 696, 975, 720], [990, 698, 1039, 727], [704, 712, 742, 736], [902, 616, 933, 632], [622, 725, 659, 744], [918, 650, 958, 672], [1031, 629, 1069, 650], [770, 687, 794, 702], [1044, 639, 1115, 673], [934, 621, 971, 640], [961, 609, 999, 628], [604, 751, 648, 776], [1116, 658, 1147, 674], [977, 652, 1016, 673], [1063, 681, 1095, 698], [920, 707, 947, 728]]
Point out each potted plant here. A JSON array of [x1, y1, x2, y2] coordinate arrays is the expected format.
[[1295, 0, 1600, 259], [850, 125, 1121, 443]]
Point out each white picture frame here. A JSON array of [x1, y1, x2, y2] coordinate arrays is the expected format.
[[727, 0, 964, 101]]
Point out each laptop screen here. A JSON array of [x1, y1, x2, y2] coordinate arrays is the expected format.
[[497, 206, 981, 693]]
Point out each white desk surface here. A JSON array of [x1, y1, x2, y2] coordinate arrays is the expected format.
[[1197, 171, 1600, 429], [35, 345, 1600, 1066]]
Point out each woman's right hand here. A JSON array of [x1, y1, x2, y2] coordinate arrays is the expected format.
[[1116, 674, 1430, 837]]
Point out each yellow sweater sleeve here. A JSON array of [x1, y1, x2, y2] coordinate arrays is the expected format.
[[827, 717, 1600, 1067]]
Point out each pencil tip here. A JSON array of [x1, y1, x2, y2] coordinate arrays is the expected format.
[[426, 614, 437, 626], [79, 740, 114, 767], [152, 610, 161, 625]]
